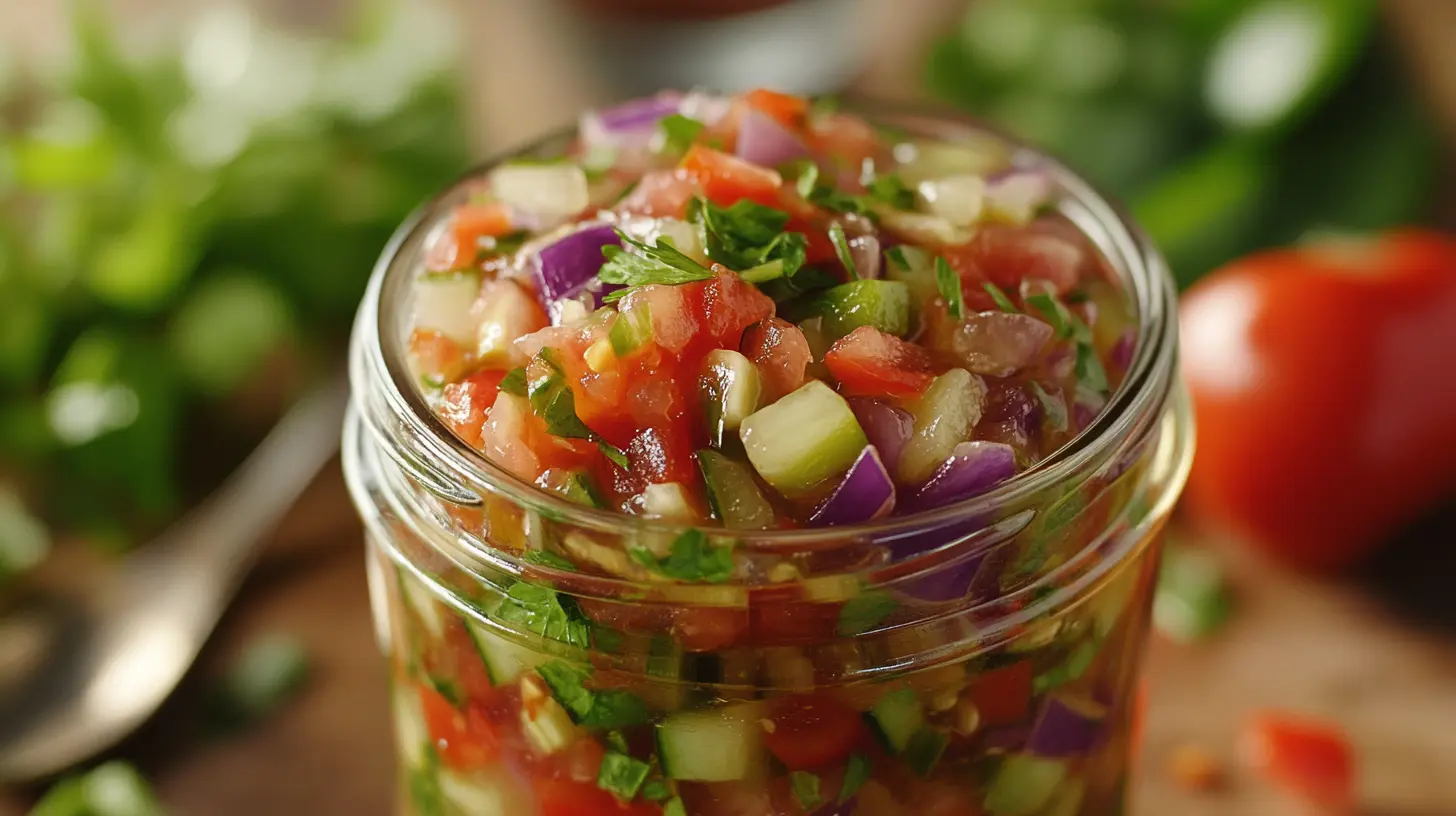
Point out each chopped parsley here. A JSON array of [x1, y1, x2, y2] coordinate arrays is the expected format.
[[866, 174, 915, 210], [1075, 343, 1109, 393], [789, 771, 822, 811], [498, 367, 527, 396], [840, 754, 871, 803], [657, 114, 704, 154], [904, 728, 950, 777], [642, 780, 672, 802], [836, 588, 897, 636], [935, 256, 964, 320], [598, 441, 630, 468], [537, 660, 651, 729], [983, 282, 1020, 313], [1032, 639, 1100, 694], [604, 730, 631, 753], [829, 222, 858, 279], [630, 528, 735, 583], [492, 582, 592, 648], [663, 797, 688, 816], [598, 751, 651, 801], [788, 160, 875, 216], [522, 549, 578, 572], [687, 197, 807, 278], [599, 234, 714, 299], [1026, 291, 1109, 395], [525, 349, 630, 466]]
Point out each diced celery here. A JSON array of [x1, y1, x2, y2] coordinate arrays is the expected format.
[[806, 280, 911, 340], [915, 174, 987, 227], [898, 369, 986, 484], [475, 280, 547, 366], [520, 672, 578, 755], [696, 450, 776, 530], [739, 381, 868, 498], [393, 682, 430, 768], [656, 702, 763, 781], [700, 349, 762, 448], [983, 754, 1068, 816], [397, 567, 445, 640], [438, 769, 520, 816]]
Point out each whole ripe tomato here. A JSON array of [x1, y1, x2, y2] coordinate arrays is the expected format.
[[1180, 230, 1456, 571]]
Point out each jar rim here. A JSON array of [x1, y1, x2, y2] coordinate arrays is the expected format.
[[351, 98, 1181, 547]]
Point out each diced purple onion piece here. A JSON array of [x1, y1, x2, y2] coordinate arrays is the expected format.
[[735, 108, 810, 168], [949, 312, 1055, 378], [580, 92, 685, 148], [898, 551, 985, 602], [809, 446, 896, 527], [1073, 390, 1105, 431], [1027, 693, 1107, 757], [534, 224, 622, 307], [847, 398, 914, 473], [906, 441, 1017, 513], [849, 234, 881, 281]]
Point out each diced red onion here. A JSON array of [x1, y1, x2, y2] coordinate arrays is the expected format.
[[898, 551, 986, 602], [849, 234, 881, 281], [1027, 693, 1106, 757], [847, 398, 913, 472], [906, 441, 1017, 513], [735, 108, 810, 169], [949, 312, 1055, 378], [534, 224, 622, 311], [580, 92, 685, 149], [985, 171, 1054, 225], [809, 447, 896, 527]]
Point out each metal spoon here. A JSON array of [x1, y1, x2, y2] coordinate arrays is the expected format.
[[0, 376, 350, 782]]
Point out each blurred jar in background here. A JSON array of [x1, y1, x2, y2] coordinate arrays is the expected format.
[[560, 0, 870, 97]]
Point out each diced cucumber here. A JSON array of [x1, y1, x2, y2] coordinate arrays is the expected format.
[[806, 279, 911, 340], [656, 702, 762, 781], [883, 246, 939, 308], [740, 381, 868, 498], [392, 682, 430, 768], [520, 672, 578, 755], [536, 468, 605, 508], [398, 567, 446, 640], [610, 302, 654, 357], [413, 271, 480, 346], [869, 688, 925, 754], [982, 754, 1068, 816], [642, 482, 696, 520], [898, 369, 986, 484], [467, 620, 547, 686], [700, 349, 762, 448], [438, 769, 517, 816], [1044, 779, 1086, 816], [696, 450, 776, 530]]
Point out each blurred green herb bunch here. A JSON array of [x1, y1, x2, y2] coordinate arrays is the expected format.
[[0, 1, 470, 579], [927, 0, 1439, 288]]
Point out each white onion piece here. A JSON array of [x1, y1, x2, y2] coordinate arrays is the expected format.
[[877, 208, 975, 246], [488, 163, 589, 226], [412, 272, 480, 346], [986, 171, 1054, 225], [915, 174, 987, 228], [949, 311, 1055, 377]]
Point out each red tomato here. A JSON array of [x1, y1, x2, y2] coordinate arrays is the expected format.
[[439, 369, 508, 448], [426, 619, 499, 704], [740, 88, 809, 128], [1181, 230, 1456, 571], [807, 113, 884, 180], [749, 600, 840, 645], [824, 326, 936, 399], [409, 329, 470, 383], [680, 145, 783, 208], [942, 221, 1086, 294], [418, 683, 498, 770], [627, 424, 698, 486], [1240, 712, 1355, 810], [697, 267, 776, 349], [615, 168, 699, 219], [620, 284, 702, 356], [671, 606, 749, 652], [432, 201, 513, 269], [741, 317, 811, 401], [534, 776, 656, 816], [761, 694, 866, 770], [967, 661, 1033, 728]]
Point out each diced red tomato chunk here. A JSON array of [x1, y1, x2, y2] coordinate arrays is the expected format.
[[439, 369, 508, 448], [741, 88, 809, 128], [418, 683, 498, 770], [968, 660, 1034, 728], [615, 168, 699, 219], [627, 424, 698, 486], [761, 693, 866, 770], [680, 145, 783, 208], [824, 326, 936, 399], [697, 266, 776, 350], [1241, 712, 1356, 810], [741, 317, 812, 401], [945, 221, 1088, 294]]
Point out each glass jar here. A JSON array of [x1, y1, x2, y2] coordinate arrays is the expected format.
[[343, 107, 1193, 816]]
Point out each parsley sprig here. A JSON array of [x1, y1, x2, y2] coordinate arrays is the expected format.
[[599, 234, 713, 301], [630, 528, 736, 583], [537, 661, 651, 729], [935, 256, 964, 320], [828, 222, 858, 279], [836, 588, 897, 636], [687, 197, 807, 280], [493, 583, 592, 648], [657, 114, 704, 154]]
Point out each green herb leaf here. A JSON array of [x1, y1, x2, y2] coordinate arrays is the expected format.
[[537, 660, 651, 729], [211, 632, 309, 730], [493, 583, 593, 648], [599, 235, 714, 294], [528, 349, 595, 440], [904, 728, 950, 777], [663, 797, 688, 816], [836, 589, 897, 636], [598, 441, 630, 468], [788, 159, 820, 200], [829, 222, 857, 279], [1075, 342, 1109, 394], [983, 282, 1020, 313], [642, 780, 672, 802], [687, 197, 807, 279], [498, 367, 528, 396], [29, 761, 167, 816], [1025, 293, 1088, 342], [809, 95, 841, 119], [598, 751, 652, 801], [1154, 543, 1232, 644], [867, 174, 915, 210], [935, 257, 964, 320], [605, 730, 631, 754], [840, 753, 871, 804], [523, 550, 579, 572], [630, 528, 735, 583], [658, 114, 705, 154], [1029, 382, 1069, 433], [790, 771, 822, 812], [1033, 639, 1100, 694]]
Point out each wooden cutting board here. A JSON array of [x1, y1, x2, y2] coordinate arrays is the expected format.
[[2, 467, 1452, 816]]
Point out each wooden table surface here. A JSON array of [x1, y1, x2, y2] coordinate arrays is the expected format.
[[4, 1, 1456, 814]]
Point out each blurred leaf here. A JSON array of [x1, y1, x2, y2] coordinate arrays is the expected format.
[[0, 490, 50, 585], [9, 103, 120, 191], [167, 272, 295, 396], [69, 0, 188, 157], [0, 286, 52, 387], [85, 180, 200, 311], [209, 632, 310, 732], [28, 761, 166, 816]]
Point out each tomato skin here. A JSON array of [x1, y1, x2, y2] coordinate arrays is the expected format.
[[1241, 712, 1355, 810], [967, 661, 1033, 728], [696, 267, 777, 350], [740, 88, 809, 128], [942, 221, 1086, 294], [824, 326, 936, 399], [671, 606, 749, 652], [439, 369, 507, 448], [615, 168, 699, 218], [627, 424, 698, 486], [741, 317, 812, 402], [1181, 230, 1456, 571], [680, 145, 783, 207], [417, 683, 498, 770], [761, 694, 866, 770]]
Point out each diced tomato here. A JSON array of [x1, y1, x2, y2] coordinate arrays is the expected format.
[[741, 317, 812, 401], [761, 693, 866, 771], [750, 599, 840, 645], [943, 221, 1087, 295], [418, 683, 498, 770], [741, 88, 809, 129], [807, 113, 884, 176], [968, 660, 1034, 728], [627, 424, 697, 486], [576, 597, 671, 635], [546, 737, 607, 785], [680, 145, 783, 208], [824, 326, 936, 399], [1241, 712, 1355, 810], [671, 606, 749, 652], [478, 393, 544, 480], [439, 369, 508, 448], [911, 782, 985, 816], [534, 776, 656, 816], [620, 283, 702, 355], [409, 329, 471, 383], [614, 168, 699, 219], [697, 266, 776, 349], [426, 619, 499, 704], [430, 201, 514, 270]]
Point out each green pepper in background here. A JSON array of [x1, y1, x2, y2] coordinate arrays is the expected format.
[[926, 0, 1438, 289], [0, 0, 471, 577]]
